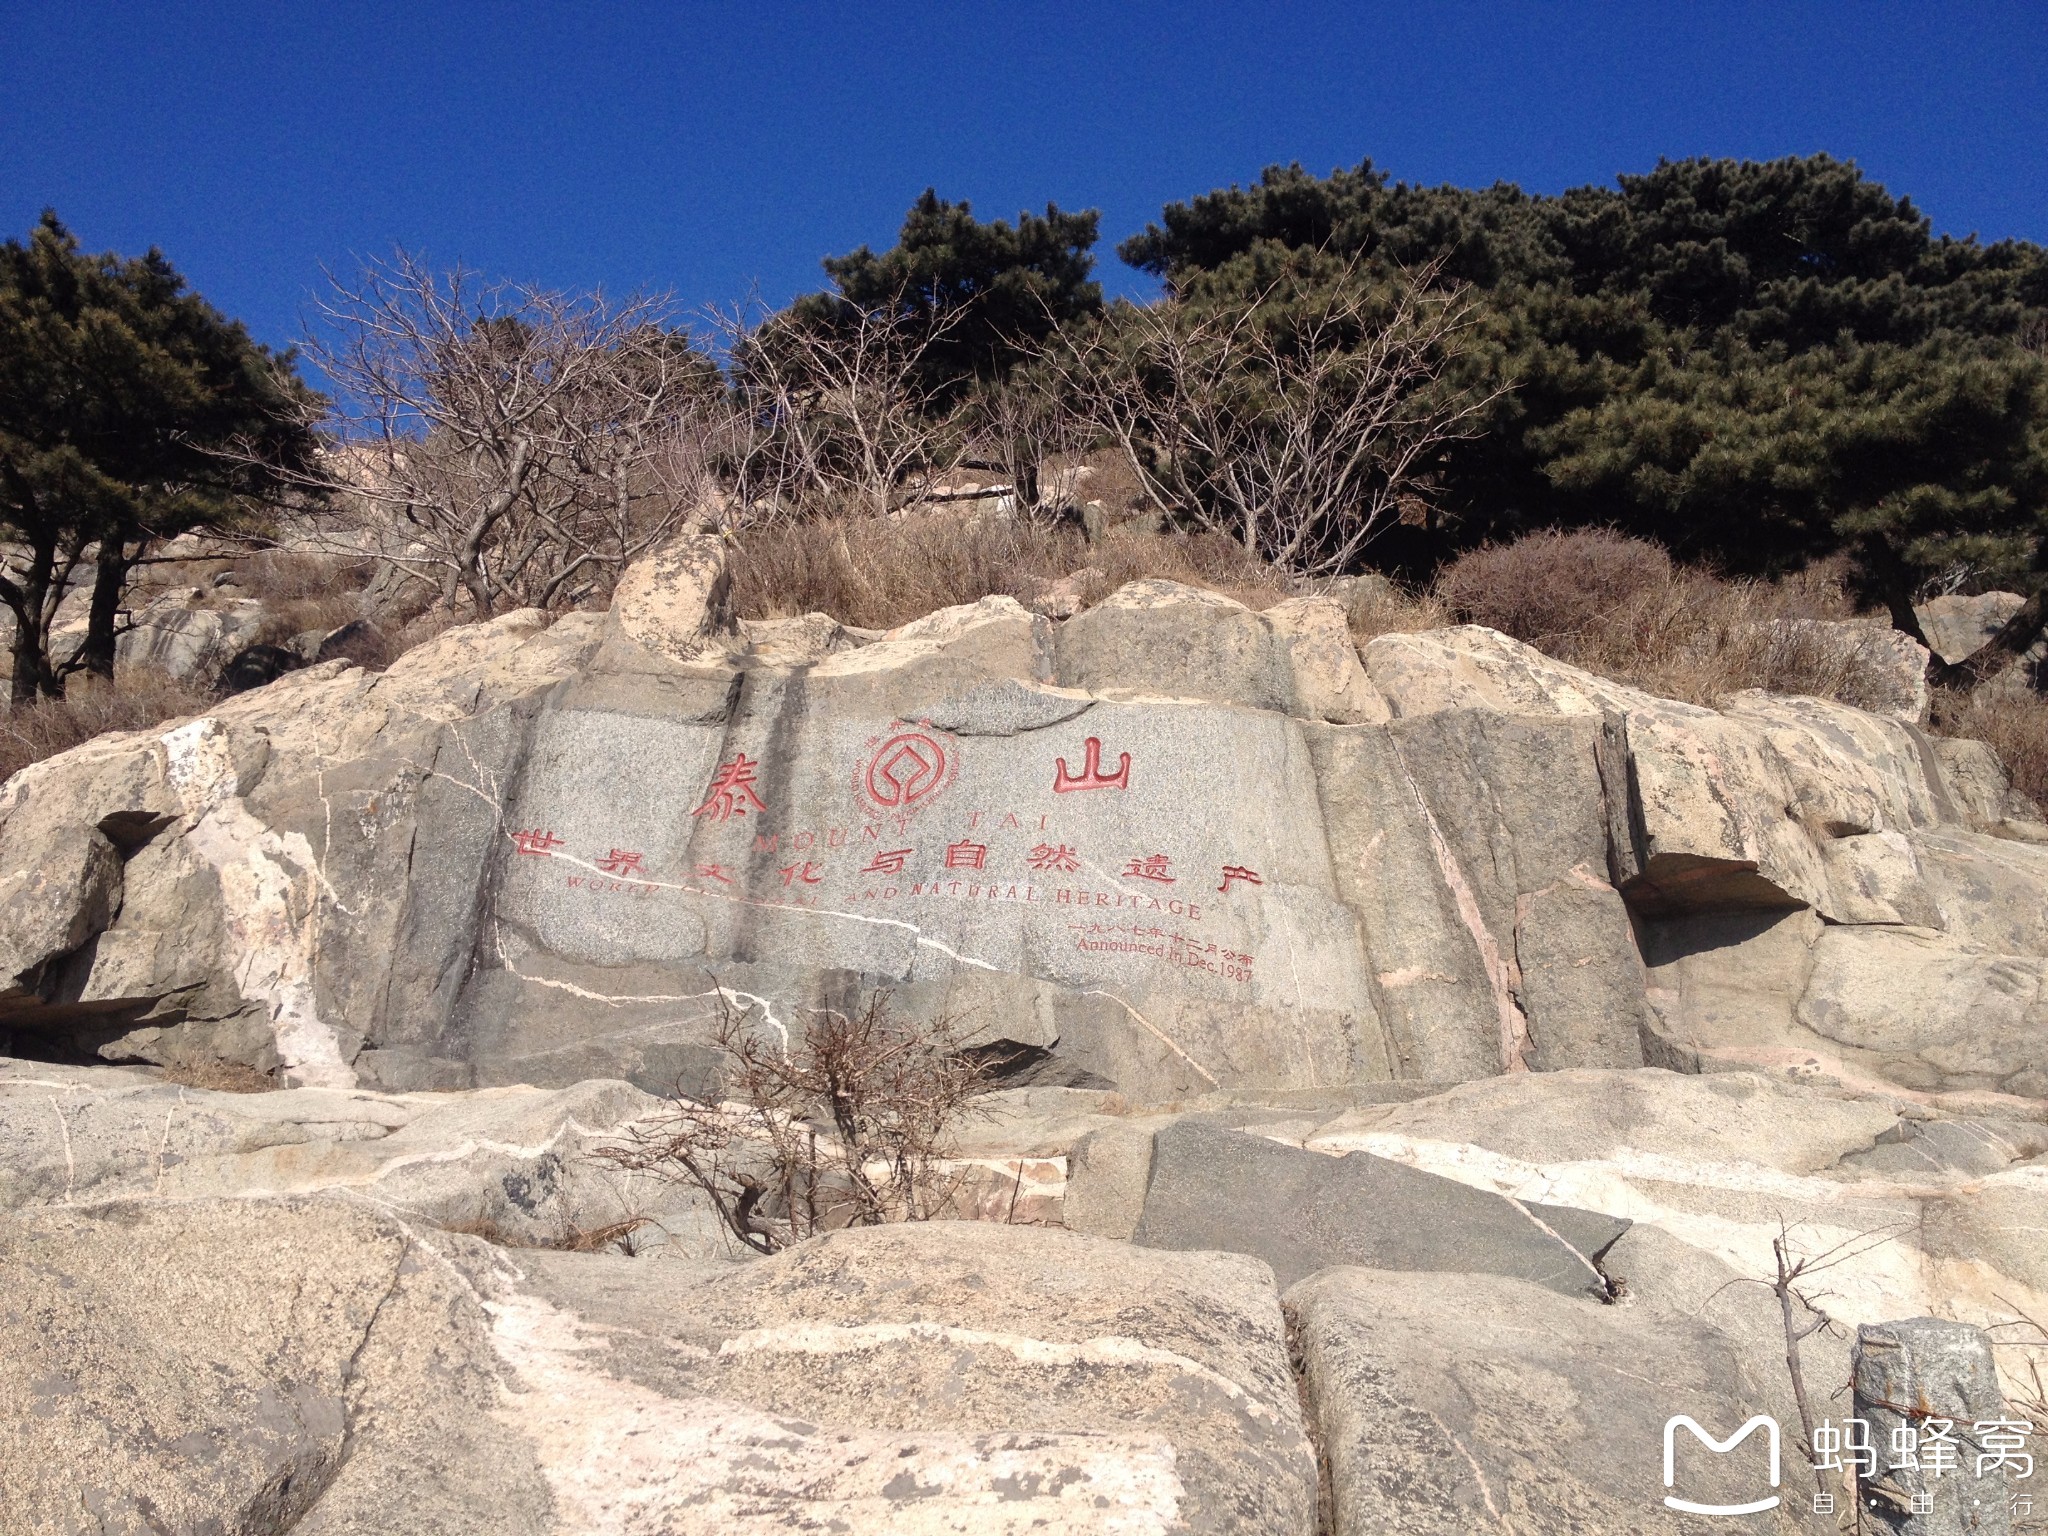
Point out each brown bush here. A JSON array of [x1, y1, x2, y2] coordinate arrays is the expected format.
[[1932, 686, 2048, 811], [726, 514, 1283, 630], [1433, 529, 1905, 709], [598, 988, 995, 1252], [1345, 576, 1452, 640], [1435, 528, 1680, 650], [1, 671, 209, 787]]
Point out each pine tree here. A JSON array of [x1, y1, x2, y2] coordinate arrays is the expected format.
[[1121, 156, 2048, 666], [810, 188, 1103, 398], [0, 212, 321, 699]]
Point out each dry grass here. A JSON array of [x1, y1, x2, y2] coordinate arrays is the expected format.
[[1, 671, 209, 787], [1344, 576, 1452, 639], [726, 513, 1283, 629], [437, 1210, 656, 1256], [157, 1058, 279, 1093], [1932, 686, 2048, 810], [1433, 529, 1908, 711]]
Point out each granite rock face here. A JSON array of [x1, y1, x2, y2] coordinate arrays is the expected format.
[[0, 1197, 1318, 1536], [1288, 1266, 1831, 1535], [1131, 1117, 1629, 1295], [3, 560, 2047, 1111], [1852, 1319, 2019, 1536]]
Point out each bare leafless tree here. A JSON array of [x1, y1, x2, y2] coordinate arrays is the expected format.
[[955, 367, 1096, 520], [1050, 258, 1496, 575], [247, 252, 719, 616], [707, 290, 967, 525], [596, 988, 995, 1253]]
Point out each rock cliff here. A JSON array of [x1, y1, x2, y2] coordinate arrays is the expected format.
[[5, 541, 2046, 1107]]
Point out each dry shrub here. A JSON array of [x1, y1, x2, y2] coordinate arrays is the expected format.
[[1436, 528, 1683, 649], [1434, 529, 1904, 709], [1932, 686, 2048, 809], [597, 988, 995, 1253], [1346, 576, 1452, 640], [251, 591, 367, 650], [727, 513, 1283, 629], [1085, 526, 1287, 609], [237, 547, 375, 605], [1, 670, 208, 787]]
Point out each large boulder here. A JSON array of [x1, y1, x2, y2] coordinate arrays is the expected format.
[[0, 1055, 720, 1248], [602, 528, 734, 665], [1287, 1068, 2048, 1353], [0, 1195, 554, 1535], [1288, 1266, 1827, 1534], [116, 592, 272, 685], [1918, 589, 2048, 693], [1131, 1118, 1629, 1295], [510, 1222, 1320, 1534], [0, 1198, 1318, 1535]]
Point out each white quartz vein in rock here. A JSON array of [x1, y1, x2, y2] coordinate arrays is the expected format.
[[481, 1287, 1185, 1535], [1294, 1127, 2048, 1335], [161, 717, 355, 1088], [530, 840, 1009, 974], [712, 1320, 1285, 1424]]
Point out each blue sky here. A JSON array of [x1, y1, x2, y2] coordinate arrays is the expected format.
[[4, 2, 2044, 350]]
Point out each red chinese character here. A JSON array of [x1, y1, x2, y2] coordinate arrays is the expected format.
[[1121, 853, 1175, 883], [779, 861, 823, 887], [693, 863, 733, 884], [597, 848, 645, 876], [1053, 736, 1131, 793], [1218, 864, 1264, 894], [511, 828, 564, 856], [1027, 842, 1080, 872], [945, 840, 988, 870], [692, 753, 768, 822], [862, 848, 912, 875]]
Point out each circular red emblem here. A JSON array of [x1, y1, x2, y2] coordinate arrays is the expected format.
[[861, 730, 953, 812]]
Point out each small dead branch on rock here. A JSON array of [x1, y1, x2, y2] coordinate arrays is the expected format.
[[596, 987, 997, 1254], [1702, 1218, 1907, 1497], [1987, 1298, 2048, 1438]]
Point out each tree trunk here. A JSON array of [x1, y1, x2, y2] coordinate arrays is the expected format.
[[3, 534, 61, 703], [78, 538, 137, 682], [1860, 534, 1939, 651]]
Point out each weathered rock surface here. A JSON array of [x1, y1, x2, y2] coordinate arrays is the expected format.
[[1131, 1117, 1629, 1294], [115, 591, 273, 685], [1271, 1069, 2048, 1356], [4, 561, 2047, 1116], [1, 1197, 1318, 1535], [1288, 1266, 1827, 1533], [0, 1195, 554, 1536], [1919, 589, 2048, 694], [0, 1056, 724, 1246], [1852, 1319, 2019, 1534]]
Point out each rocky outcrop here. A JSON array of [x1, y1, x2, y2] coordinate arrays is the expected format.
[[115, 591, 273, 686], [1, 1196, 1318, 1535], [3, 562, 2047, 1113], [1132, 1117, 1629, 1294]]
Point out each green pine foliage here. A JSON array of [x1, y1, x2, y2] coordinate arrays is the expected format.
[[1121, 156, 2048, 600], [808, 188, 1103, 396], [0, 212, 322, 698]]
